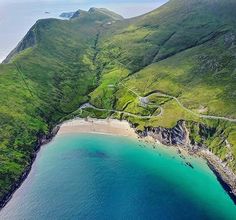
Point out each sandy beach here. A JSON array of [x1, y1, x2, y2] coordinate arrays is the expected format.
[[57, 117, 236, 203], [58, 118, 138, 138], [1, 117, 235, 211]]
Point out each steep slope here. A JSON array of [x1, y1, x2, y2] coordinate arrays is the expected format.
[[0, 9, 122, 206], [88, 0, 236, 170], [0, 0, 236, 206], [2, 25, 37, 63]]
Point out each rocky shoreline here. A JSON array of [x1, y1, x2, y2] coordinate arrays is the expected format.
[[207, 161, 236, 205], [137, 120, 236, 205], [201, 150, 236, 205], [0, 118, 235, 210]]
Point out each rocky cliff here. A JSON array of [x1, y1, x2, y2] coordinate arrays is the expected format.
[[136, 120, 236, 203], [139, 120, 190, 147]]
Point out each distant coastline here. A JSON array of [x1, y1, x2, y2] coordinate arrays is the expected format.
[[0, 1, 166, 62]]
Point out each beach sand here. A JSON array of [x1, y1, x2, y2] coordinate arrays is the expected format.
[[57, 117, 236, 201], [58, 118, 138, 138]]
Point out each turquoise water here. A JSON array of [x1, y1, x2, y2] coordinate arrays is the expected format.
[[0, 133, 236, 219]]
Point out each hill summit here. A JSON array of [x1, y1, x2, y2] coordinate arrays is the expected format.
[[0, 0, 236, 207]]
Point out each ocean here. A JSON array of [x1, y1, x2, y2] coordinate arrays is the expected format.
[[0, 133, 235, 219]]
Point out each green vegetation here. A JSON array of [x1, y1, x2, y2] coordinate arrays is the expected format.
[[0, 1, 236, 202]]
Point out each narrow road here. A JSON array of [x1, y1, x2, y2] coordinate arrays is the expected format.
[[79, 103, 162, 119], [118, 83, 236, 123], [146, 92, 236, 123]]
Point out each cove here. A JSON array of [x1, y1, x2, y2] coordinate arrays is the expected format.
[[0, 133, 236, 220]]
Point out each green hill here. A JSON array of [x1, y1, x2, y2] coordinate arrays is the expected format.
[[0, 0, 236, 205]]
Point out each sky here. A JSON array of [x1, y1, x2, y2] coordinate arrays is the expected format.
[[0, 0, 168, 62]]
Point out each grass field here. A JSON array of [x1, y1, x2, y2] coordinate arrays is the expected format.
[[0, 0, 236, 201]]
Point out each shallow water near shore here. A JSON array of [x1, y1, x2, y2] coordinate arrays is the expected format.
[[0, 133, 236, 219]]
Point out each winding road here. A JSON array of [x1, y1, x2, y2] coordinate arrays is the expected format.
[[146, 92, 236, 123], [80, 103, 161, 119], [80, 82, 236, 123]]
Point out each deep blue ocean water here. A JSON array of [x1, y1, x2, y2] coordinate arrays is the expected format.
[[0, 133, 236, 219]]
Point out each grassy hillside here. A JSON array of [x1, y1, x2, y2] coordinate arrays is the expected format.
[[89, 0, 236, 168], [0, 0, 236, 202], [0, 8, 122, 201]]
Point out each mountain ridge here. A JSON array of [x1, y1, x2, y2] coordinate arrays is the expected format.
[[0, 0, 236, 208]]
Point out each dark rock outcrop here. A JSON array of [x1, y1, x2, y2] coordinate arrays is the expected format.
[[70, 9, 87, 19], [138, 120, 189, 147], [135, 120, 236, 203], [59, 12, 75, 19]]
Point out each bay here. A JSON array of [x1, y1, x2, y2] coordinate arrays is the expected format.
[[0, 133, 235, 220]]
